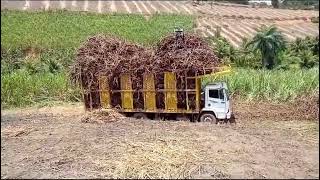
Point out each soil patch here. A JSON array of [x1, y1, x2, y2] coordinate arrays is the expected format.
[[1, 101, 318, 179]]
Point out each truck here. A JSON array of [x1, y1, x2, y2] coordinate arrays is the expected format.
[[96, 65, 235, 123]]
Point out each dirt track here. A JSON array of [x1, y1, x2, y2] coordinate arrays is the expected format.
[[1, 102, 319, 179]]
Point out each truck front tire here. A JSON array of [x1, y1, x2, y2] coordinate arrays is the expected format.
[[200, 113, 217, 123]]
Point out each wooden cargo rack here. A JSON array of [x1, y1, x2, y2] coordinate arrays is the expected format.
[[96, 65, 231, 113]]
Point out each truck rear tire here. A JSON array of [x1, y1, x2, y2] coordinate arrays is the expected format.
[[133, 113, 147, 119], [200, 113, 217, 123]]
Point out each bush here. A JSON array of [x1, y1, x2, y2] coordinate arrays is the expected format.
[[208, 34, 319, 70], [207, 36, 237, 63], [207, 36, 269, 68], [277, 36, 319, 69], [281, 0, 319, 10], [1, 48, 73, 75]]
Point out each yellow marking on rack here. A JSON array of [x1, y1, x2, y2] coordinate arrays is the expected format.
[[164, 72, 177, 111], [99, 76, 110, 108], [143, 74, 156, 111], [195, 77, 201, 110], [120, 74, 133, 110]]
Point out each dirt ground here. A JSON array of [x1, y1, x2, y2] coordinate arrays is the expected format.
[[1, 101, 319, 179]]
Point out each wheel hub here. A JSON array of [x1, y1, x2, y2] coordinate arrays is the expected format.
[[204, 116, 213, 122]]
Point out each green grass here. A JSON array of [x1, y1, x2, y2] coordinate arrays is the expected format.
[[204, 68, 319, 102], [1, 10, 194, 49], [1, 70, 81, 108]]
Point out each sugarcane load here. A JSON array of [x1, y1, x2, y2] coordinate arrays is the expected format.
[[71, 30, 235, 123]]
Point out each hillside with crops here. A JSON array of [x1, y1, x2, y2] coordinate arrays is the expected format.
[[1, 1, 319, 179], [1, 0, 319, 47]]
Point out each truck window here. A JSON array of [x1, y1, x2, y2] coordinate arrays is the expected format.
[[209, 89, 224, 100], [225, 89, 229, 100], [209, 89, 219, 99], [218, 89, 224, 100]]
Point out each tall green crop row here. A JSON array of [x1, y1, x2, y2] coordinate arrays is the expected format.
[[1, 70, 81, 108], [3, 68, 318, 108], [203, 68, 319, 102]]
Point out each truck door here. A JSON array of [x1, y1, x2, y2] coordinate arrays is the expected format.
[[206, 88, 226, 119]]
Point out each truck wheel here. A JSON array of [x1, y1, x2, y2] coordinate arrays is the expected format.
[[133, 113, 147, 119], [200, 113, 217, 123], [229, 114, 236, 124]]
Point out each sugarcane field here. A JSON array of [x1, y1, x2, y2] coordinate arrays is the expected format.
[[1, 0, 319, 179]]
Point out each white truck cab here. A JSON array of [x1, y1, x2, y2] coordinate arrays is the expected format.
[[200, 82, 234, 123]]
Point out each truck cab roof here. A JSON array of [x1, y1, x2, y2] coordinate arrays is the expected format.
[[205, 82, 228, 90]]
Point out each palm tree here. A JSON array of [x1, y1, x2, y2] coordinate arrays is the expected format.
[[245, 26, 286, 69]]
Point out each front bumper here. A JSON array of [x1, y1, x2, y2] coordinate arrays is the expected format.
[[218, 112, 235, 123], [226, 111, 232, 119], [216, 111, 233, 120]]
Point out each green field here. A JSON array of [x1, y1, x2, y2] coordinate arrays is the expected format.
[[1, 10, 319, 108], [1, 70, 81, 108], [207, 68, 319, 102], [1, 10, 194, 75], [1, 10, 194, 49]]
